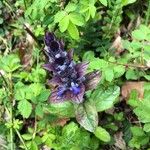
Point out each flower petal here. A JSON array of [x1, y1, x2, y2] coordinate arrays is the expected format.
[[49, 89, 65, 103], [75, 62, 89, 77], [67, 49, 74, 60], [71, 84, 85, 104], [45, 32, 55, 46]]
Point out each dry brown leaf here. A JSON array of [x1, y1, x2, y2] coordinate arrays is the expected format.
[[114, 132, 126, 150], [110, 31, 124, 55], [121, 81, 145, 101], [52, 118, 70, 127]]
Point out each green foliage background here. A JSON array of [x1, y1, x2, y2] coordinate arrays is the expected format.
[[0, 0, 150, 149]]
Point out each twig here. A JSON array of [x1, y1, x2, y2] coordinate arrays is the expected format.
[[145, 0, 150, 25], [23, 24, 42, 48], [107, 61, 150, 69], [15, 129, 28, 150]]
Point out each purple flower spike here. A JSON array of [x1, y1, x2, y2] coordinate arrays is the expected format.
[[43, 32, 101, 104]]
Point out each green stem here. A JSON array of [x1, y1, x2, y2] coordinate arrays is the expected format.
[[145, 0, 150, 25], [15, 129, 28, 150], [0, 143, 8, 149], [23, 0, 27, 9], [10, 106, 14, 150]]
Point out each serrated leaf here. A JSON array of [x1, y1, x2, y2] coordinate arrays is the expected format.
[[47, 101, 75, 117], [104, 67, 114, 82], [37, 90, 50, 102], [143, 123, 150, 132], [67, 21, 79, 40], [59, 15, 70, 32], [54, 11, 66, 23], [125, 69, 138, 80], [31, 141, 38, 150], [122, 0, 137, 6], [18, 100, 32, 118], [75, 102, 98, 132], [89, 5, 96, 18], [69, 13, 84, 26], [22, 134, 32, 140], [93, 85, 120, 112], [134, 99, 150, 123], [94, 126, 111, 142], [113, 65, 125, 78], [35, 104, 44, 117], [99, 0, 107, 6]]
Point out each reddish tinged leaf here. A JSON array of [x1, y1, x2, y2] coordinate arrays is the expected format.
[[53, 118, 70, 126], [84, 70, 101, 91], [75, 62, 89, 77], [47, 77, 62, 87], [67, 49, 74, 60], [75, 102, 98, 132], [42, 63, 54, 72], [71, 84, 85, 104]]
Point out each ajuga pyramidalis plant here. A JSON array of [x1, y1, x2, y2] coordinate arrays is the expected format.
[[43, 32, 100, 104]]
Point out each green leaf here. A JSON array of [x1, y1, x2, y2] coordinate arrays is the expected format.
[[35, 104, 44, 117], [59, 15, 70, 32], [54, 11, 66, 23], [37, 90, 50, 102], [104, 67, 114, 82], [22, 134, 32, 140], [99, 0, 107, 6], [65, 2, 77, 12], [126, 69, 138, 80], [122, 0, 137, 6], [83, 51, 95, 61], [113, 65, 125, 78], [46, 101, 75, 117], [89, 5, 96, 18], [134, 99, 150, 123], [18, 100, 32, 118], [0, 54, 20, 72], [30, 141, 38, 150], [131, 126, 145, 137], [89, 59, 108, 70], [69, 13, 84, 26], [143, 123, 150, 132], [93, 85, 120, 112], [75, 102, 98, 132], [67, 21, 79, 40], [94, 126, 111, 142]]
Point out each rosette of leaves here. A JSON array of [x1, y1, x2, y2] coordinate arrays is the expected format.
[[43, 32, 103, 132]]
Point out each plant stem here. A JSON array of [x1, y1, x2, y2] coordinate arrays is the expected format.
[[10, 106, 14, 150], [107, 61, 150, 69], [15, 129, 28, 150], [145, 0, 150, 25], [23, 0, 27, 9]]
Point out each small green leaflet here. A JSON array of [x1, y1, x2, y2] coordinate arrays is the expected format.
[[18, 100, 32, 118], [99, 0, 107, 6]]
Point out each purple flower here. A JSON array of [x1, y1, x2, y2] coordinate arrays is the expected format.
[[43, 32, 100, 104]]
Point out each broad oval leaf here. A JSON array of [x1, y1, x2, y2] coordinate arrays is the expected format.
[[46, 101, 75, 117], [54, 11, 66, 23], [75, 102, 98, 132], [99, 0, 107, 6], [94, 126, 111, 142], [92, 85, 120, 112], [67, 21, 79, 40], [69, 13, 84, 26], [59, 15, 70, 32]]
